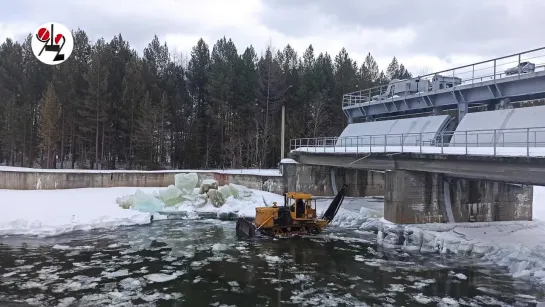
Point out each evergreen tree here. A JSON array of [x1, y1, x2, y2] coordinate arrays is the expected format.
[[256, 46, 286, 167], [186, 38, 211, 168], [359, 52, 379, 89], [81, 38, 110, 169], [39, 82, 60, 168], [386, 56, 400, 80]]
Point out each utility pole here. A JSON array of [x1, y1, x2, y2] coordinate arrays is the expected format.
[[280, 85, 292, 162], [281, 103, 286, 160]]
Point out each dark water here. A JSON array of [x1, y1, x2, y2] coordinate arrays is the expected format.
[[0, 217, 543, 306]]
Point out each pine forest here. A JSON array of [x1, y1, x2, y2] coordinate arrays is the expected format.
[[0, 30, 413, 170]]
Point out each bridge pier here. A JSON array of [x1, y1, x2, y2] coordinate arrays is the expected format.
[[384, 170, 446, 224], [384, 170, 533, 224]]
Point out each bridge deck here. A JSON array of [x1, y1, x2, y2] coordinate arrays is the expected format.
[[292, 145, 545, 157], [291, 126, 545, 158]]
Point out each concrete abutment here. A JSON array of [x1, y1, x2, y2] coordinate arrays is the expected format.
[[384, 169, 533, 224]]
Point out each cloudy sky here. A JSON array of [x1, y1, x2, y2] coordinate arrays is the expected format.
[[1, 0, 543, 75]]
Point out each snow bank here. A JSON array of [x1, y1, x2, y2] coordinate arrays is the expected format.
[[0, 187, 158, 237], [376, 220, 545, 285], [280, 158, 298, 164]]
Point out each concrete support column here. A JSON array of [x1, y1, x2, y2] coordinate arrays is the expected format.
[[458, 101, 468, 122], [449, 179, 532, 222], [384, 169, 534, 224], [281, 161, 298, 194], [384, 170, 446, 224]]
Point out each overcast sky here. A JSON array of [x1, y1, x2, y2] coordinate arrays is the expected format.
[[1, 0, 543, 74]]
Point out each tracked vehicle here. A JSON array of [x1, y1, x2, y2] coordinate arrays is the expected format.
[[235, 185, 347, 239]]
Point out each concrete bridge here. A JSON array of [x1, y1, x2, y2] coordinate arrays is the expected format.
[[288, 126, 544, 224], [287, 48, 545, 225]]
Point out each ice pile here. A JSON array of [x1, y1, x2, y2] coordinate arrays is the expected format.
[[116, 173, 282, 219]]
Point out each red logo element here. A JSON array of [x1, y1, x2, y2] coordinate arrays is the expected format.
[[55, 34, 63, 44], [37, 27, 50, 42]]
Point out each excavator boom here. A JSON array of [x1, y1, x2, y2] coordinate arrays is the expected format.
[[321, 184, 347, 223]]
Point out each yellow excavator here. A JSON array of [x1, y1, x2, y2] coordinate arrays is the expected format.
[[235, 185, 347, 239]]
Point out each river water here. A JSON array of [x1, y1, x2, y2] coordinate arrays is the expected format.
[[0, 215, 543, 307]]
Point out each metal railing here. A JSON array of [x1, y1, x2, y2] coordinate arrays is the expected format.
[[342, 47, 545, 108], [290, 127, 545, 157]]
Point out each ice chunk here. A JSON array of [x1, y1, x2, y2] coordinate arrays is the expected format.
[[454, 273, 467, 280], [218, 184, 253, 200], [119, 277, 144, 290], [144, 272, 182, 283], [207, 189, 225, 208], [230, 184, 253, 199], [174, 173, 198, 193], [212, 243, 229, 251], [195, 194, 208, 208], [200, 179, 219, 194], [359, 207, 383, 218], [218, 185, 233, 199], [159, 185, 183, 206], [116, 194, 133, 209], [441, 297, 459, 306], [131, 190, 165, 213], [57, 297, 77, 307], [413, 293, 433, 304], [513, 270, 531, 280]]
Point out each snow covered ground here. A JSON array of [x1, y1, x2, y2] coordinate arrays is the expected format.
[[0, 165, 281, 176], [0, 187, 161, 237]]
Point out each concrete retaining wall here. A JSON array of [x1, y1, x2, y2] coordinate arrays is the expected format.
[[282, 163, 385, 197], [0, 170, 285, 195]]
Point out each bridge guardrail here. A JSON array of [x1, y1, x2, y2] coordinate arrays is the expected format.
[[290, 127, 545, 157], [342, 47, 545, 109]]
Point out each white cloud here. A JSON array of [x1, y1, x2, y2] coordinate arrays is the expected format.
[[0, 0, 541, 77]]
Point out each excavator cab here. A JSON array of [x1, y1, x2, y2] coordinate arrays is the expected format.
[[285, 192, 316, 220]]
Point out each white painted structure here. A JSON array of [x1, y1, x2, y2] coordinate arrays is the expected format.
[[336, 115, 452, 146], [450, 105, 545, 147]]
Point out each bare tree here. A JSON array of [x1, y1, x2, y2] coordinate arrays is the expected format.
[[307, 92, 331, 138]]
